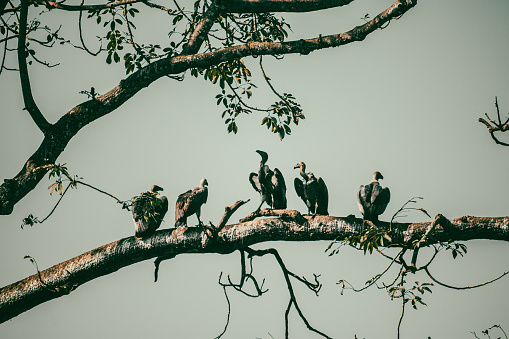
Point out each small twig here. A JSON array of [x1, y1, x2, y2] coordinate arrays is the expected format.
[[153, 253, 176, 282], [424, 266, 509, 290], [215, 285, 231, 339], [396, 276, 405, 339], [79, 0, 101, 56]]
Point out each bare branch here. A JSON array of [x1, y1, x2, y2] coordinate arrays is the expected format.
[[424, 266, 509, 290], [215, 199, 250, 230], [16, 0, 51, 134], [478, 97, 509, 147]]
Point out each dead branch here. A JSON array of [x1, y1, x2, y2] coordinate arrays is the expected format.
[[215, 199, 250, 230], [478, 96, 509, 147]]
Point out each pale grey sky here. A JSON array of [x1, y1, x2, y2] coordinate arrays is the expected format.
[[1, 1, 509, 338]]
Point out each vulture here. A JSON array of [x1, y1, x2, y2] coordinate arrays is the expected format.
[[357, 171, 391, 222], [132, 185, 169, 238], [175, 178, 208, 227], [249, 150, 287, 212], [294, 162, 329, 215]]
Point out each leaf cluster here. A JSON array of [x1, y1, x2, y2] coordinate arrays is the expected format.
[[346, 226, 392, 254], [388, 280, 433, 310]]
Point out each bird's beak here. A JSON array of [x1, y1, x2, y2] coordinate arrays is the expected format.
[[294, 164, 299, 169]]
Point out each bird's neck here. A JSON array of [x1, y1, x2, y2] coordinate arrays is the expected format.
[[370, 179, 379, 184], [299, 168, 308, 180]]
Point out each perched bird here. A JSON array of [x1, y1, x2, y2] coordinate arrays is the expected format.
[[132, 185, 168, 238], [249, 150, 287, 212], [294, 162, 329, 215], [357, 171, 391, 222], [175, 178, 208, 227]]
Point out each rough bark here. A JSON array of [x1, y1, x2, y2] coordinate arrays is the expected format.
[[0, 0, 417, 215], [1, 212, 508, 323]]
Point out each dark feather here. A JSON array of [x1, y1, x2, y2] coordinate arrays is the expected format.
[[272, 168, 287, 209], [175, 182, 208, 227], [357, 177, 390, 222]]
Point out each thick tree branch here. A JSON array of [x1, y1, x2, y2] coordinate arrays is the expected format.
[[217, 0, 354, 13], [3, 0, 354, 14], [181, 1, 221, 55], [17, 0, 51, 134], [0, 0, 417, 215], [1, 213, 509, 323]]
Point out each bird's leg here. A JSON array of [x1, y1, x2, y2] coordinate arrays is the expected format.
[[196, 209, 203, 227], [254, 199, 265, 214]]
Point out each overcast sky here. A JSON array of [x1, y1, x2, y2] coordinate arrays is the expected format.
[[1, 0, 509, 338]]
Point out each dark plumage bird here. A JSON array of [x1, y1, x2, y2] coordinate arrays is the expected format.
[[249, 150, 287, 212], [357, 171, 390, 222], [175, 178, 208, 227], [294, 162, 329, 215], [132, 185, 168, 238]]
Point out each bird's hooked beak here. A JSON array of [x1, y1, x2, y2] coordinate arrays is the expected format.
[[151, 185, 164, 192], [256, 150, 268, 163], [294, 162, 305, 170], [373, 171, 384, 181]]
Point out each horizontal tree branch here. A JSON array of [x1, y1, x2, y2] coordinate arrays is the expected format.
[[3, 0, 354, 14], [1, 212, 508, 323], [0, 0, 417, 215]]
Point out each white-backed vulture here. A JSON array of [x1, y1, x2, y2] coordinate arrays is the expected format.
[[294, 162, 328, 215], [175, 178, 208, 227], [357, 171, 390, 222], [249, 150, 287, 212], [132, 185, 168, 237]]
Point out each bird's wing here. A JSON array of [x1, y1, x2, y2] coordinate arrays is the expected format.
[[294, 178, 305, 200], [374, 186, 390, 215], [156, 196, 169, 221], [175, 189, 192, 221], [182, 186, 208, 217], [317, 177, 329, 215], [271, 168, 287, 209], [273, 168, 286, 191], [249, 172, 262, 192], [357, 185, 367, 215]]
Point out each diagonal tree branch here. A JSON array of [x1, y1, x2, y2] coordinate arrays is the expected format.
[[0, 0, 417, 215], [1, 213, 509, 324], [16, 0, 51, 134], [181, 1, 221, 55]]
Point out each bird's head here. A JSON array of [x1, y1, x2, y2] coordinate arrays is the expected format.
[[373, 171, 384, 181], [307, 172, 316, 180], [200, 178, 208, 187], [294, 162, 306, 171], [255, 150, 268, 163], [150, 185, 164, 192]]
